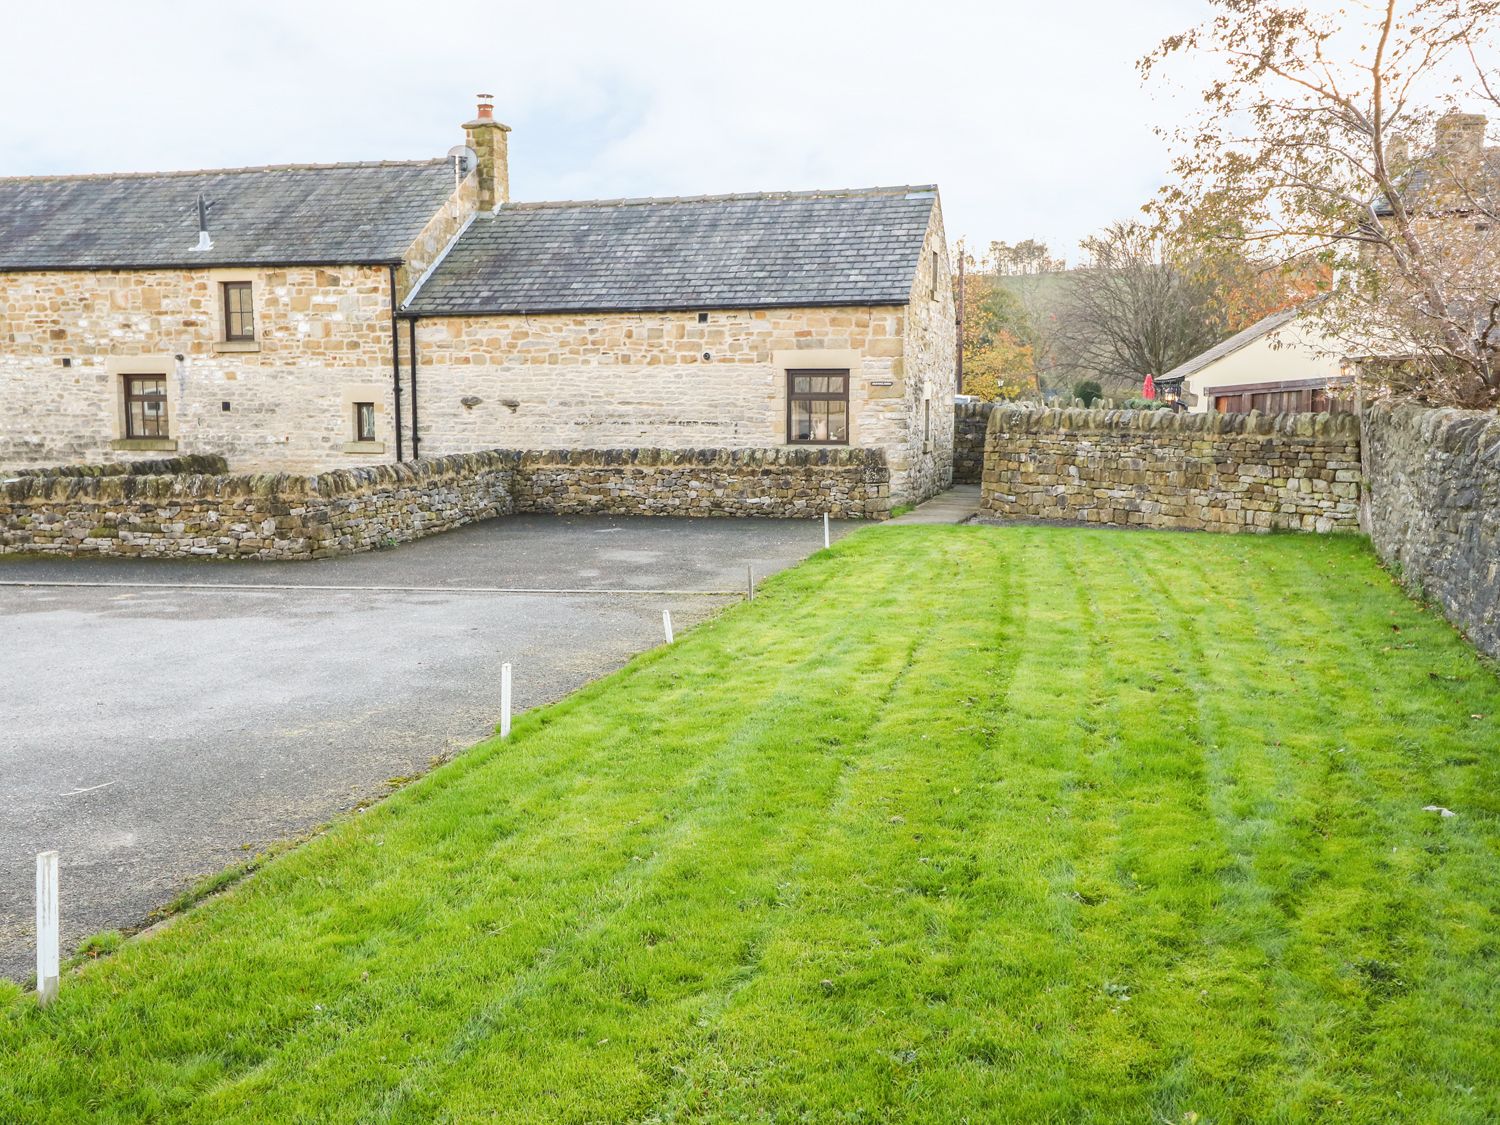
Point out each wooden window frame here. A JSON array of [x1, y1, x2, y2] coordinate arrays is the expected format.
[[786, 369, 850, 446], [222, 281, 255, 342], [123, 375, 169, 439], [354, 401, 376, 443]]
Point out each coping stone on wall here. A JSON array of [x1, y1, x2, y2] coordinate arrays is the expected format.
[[3, 454, 231, 479]]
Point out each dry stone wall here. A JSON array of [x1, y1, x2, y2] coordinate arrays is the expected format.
[[512, 448, 888, 519], [952, 401, 995, 483], [1361, 403, 1500, 659], [980, 407, 1362, 533], [0, 447, 889, 559], [0, 452, 516, 560]]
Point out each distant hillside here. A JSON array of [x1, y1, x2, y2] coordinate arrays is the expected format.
[[987, 271, 1143, 400], [992, 270, 1077, 305]]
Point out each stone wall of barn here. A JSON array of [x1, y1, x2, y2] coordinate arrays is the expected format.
[[0, 264, 403, 472], [980, 407, 1363, 532], [893, 203, 957, 502], [1361, 402, 1500, 659], [409, 301, 947, 507], [0, 447, 889, 560]]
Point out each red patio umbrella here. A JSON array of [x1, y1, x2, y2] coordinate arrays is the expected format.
[[1142, 373, 1157, 401]]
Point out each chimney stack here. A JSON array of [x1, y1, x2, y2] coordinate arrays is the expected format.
[[1384, 132, 1409, 175], [464, 94, 511, 211], [1434, 111, 1487, 166]]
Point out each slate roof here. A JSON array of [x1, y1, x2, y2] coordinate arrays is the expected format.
[[1159, 306, 1304, 383], [403, 186, 938, 316], [0, 161, 460, 271]]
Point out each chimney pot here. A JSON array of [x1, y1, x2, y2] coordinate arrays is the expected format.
[[475, 94, 494, 121]]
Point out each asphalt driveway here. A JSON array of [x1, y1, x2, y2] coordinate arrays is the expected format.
[[0, 514, 854, 982]]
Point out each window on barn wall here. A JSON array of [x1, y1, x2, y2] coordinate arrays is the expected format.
[[123, 375, 169, 439], [222, 282, 255, 341], [354, 402, 376, 443], [787, 370, 849, 445]]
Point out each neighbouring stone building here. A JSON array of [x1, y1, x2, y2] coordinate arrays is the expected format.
[[0, 99, 955, 508]]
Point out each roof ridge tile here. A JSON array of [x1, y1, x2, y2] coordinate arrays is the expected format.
[[498, 185, 937, 211], [0, 159, 451, 185]]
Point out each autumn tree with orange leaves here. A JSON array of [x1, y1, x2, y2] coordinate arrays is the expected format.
[[954, 252, 1040, 401]]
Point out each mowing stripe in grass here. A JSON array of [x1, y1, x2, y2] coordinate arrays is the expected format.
[[640, 530, 1035, 1119], [1121, 531, 1314, 1118], [412, 561, 950, 1120]]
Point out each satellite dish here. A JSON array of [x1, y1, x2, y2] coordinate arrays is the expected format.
[[447, 145, 478, 176]]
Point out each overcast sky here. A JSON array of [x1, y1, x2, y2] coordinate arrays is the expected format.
[[2, 0, 1210, 263]]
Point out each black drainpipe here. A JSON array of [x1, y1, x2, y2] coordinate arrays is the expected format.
[[387, 264, 404, 463], [407, 317, 421, 460]]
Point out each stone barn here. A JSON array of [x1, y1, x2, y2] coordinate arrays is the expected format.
[[0, 99, 955, 508]]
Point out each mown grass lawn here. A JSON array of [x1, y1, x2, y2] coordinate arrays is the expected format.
[[3, 525, 1499, 1123]]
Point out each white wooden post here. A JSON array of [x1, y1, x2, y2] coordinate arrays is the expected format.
[[662, 609, 674, 644], [36, 851, 59, 1008], [500, 662, 513, 739], [823, 512, 831, 550], [746, 564, 754, 601]]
